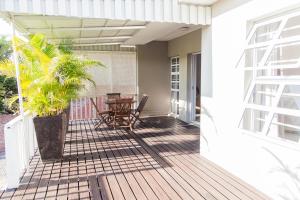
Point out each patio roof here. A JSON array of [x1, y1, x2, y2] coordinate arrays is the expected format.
[[0, 0, 205, 50]]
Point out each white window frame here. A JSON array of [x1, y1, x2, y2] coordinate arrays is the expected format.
[[170, 57, 180, 117], [238, 10, 300, 144]]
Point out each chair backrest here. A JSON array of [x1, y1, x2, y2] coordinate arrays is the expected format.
[[113, 98, 133, 116], [136, 95, 148, 113], [90, 98, 101, 115], [106, 93, 121, 100]]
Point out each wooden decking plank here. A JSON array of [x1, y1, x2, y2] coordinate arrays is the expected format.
[[88, 176, 102, 200], [114, 126, 195, 199], [67, 120, 80, 200], [121, 129, 205, 200], [0, 117, 271, 200], [163, 118, 270, 200], [132, 126, 238, 200], [33, 161, 53, 199], [109, 127, 171, 200], [77, 120, 92, 199], [96, 176, 110, 200], [137, 118, 254, 199], [110, 130, 170, 200], [84, 121, 116, 200], [112, 129, 161, 200], [200, 156, 272, 200], [133, 125, 240, 199], [0, 189, 4, 198], [0, 188, 16, 199], [93, 120, 181, 200], [96, 128, 137, 200], [107, 122, 196, 200], [56, 121, 73, 200], [82, 120, 112, 200], [139, 117, 270, 200], [13, 156, 40, 199], [171, 119, 271, 200], [87, 120, 126, 200], [97, 125, 150, 200]]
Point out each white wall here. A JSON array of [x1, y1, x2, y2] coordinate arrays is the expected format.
[[201, 0, 300, 199], [168, 29, 202, 121]]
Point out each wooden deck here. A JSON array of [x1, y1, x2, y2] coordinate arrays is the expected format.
[[0, 117, 270, 200]]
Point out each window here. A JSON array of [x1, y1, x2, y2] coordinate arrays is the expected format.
[[238, 10, 300, 143], [171, 57, 180, 116]]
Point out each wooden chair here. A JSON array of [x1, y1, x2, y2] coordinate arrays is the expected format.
[[110, 98, 133, 130], [131, 95, 148, 127], [90, 98, 111, 129], [106, 93, 121, 112]]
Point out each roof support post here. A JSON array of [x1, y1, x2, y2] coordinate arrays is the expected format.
[[10, 16, 24, 116]]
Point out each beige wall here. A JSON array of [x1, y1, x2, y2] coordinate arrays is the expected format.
[[168, 29, 202, 121], [137, 41, 170, 116], [77, 51, 137, 97]]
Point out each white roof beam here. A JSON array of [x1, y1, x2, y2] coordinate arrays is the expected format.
[[178, 0, 219, 6], [72, 42, 122, 47], [27, 25, 146, 32], [50, 36, 132, 41]]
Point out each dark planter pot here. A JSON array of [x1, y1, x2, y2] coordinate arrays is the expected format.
[[63, 105, 70, 134], [33, 113, 65, 162]]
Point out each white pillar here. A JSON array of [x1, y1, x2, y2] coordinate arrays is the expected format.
[[10, 18, 24, 116]]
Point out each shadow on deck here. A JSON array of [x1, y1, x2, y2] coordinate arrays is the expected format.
[[0, 116, 270, 200]]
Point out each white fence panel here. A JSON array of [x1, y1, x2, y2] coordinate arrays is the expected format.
[[4, 112, 37, 189]]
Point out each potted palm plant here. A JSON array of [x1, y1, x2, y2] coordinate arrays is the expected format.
[[0, 34, 102, 161]]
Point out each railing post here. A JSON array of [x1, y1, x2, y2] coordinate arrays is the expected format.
[[5, 123, 21, 189]]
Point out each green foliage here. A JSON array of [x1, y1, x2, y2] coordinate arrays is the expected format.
[[0, 33, 103, 116], [0, 37, 18, 114], [0, 37, 12, 60]]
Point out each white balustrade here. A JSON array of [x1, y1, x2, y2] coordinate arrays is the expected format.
[[4, 112, 37, 189]]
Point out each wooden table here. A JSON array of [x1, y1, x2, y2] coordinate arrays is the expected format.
[[104, 98, 136, 130]]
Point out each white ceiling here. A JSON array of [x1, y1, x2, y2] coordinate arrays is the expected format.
[[10, 14, 201, 48]]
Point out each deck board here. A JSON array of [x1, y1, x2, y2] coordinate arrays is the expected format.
[[0, 117, 270, 200]]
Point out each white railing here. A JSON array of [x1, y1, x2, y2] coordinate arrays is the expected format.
[[4, 111, 37, 189]]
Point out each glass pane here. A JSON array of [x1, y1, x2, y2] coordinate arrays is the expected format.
[[278, 85, 300, 109], [248, 84, 279, 106], [268, 114, 300, 143], [240, 108, 268, 133], [171, 65, 177, 72], [238, 47, 267, 68], [171, 91, 178, 101], [249, 21, 280, 44], [171, 58, 177, 65], [265, 41, 300, 67], [257, 67, 300, 77], [280, 15, 300, 38], [171, 74, 179, 81], [171, 82, 179, 89]]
